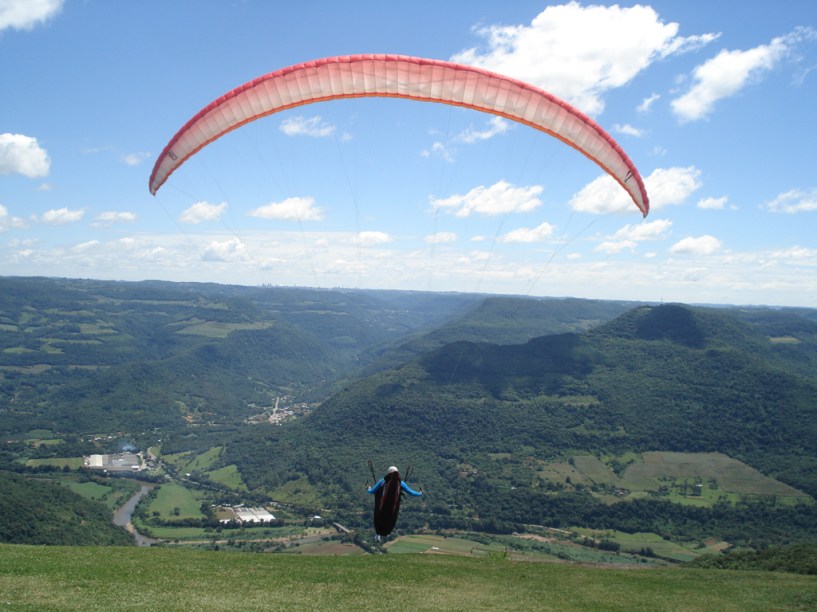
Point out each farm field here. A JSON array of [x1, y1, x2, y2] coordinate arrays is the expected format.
[[145, 482, 205, 520], [538, 452, 812, 507]]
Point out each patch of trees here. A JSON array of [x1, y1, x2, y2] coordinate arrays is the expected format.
[[0, 470, 132, 546], [688, 543, 817, 575]]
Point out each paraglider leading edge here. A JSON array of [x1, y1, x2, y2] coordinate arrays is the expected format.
[[149, 54, 649, 217]]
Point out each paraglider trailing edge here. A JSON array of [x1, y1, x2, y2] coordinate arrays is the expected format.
[[149, 54, 649, 217]]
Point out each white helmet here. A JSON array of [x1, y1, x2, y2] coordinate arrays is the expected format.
[[387, 466, 399, 474]]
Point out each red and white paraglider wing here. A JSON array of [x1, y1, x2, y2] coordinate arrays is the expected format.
[[149, 54, 649, 217]]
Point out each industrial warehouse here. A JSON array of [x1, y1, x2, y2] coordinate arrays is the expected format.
[[218, 507, 276, 524]]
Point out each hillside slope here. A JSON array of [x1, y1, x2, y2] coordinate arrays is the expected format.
[[0, 471, 132, 545], [226, 303, 817, 538], [2, 545, 815, 609], [0, 277, 483, 434]]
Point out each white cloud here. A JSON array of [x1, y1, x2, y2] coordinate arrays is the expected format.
[[596, 239, 637, 255], [456, 117, 511, 143], [121, 152, 150, 166], [647, 167, 704, 208], [352, 232, 393, 249], [179, 201, 227, 224], [697, 196, 728, 210], [72, 240, 100, 252], [202, 237, 245, 262], [432, 180, 543, 217], [613, 124, 645, 137], [570, 166, 701, 215], [425, 232, 457, 245], [0, 0, 62, 31], [248, 196, 324, 221], [93, 211, 137, 226], [420, 141, 454, 162], [279, 116, 335, 138], [453, 2, 717, 115], [422, 117, 511, 161], [0, 204, 27, 232], [38, 207, 84, 225], [672, 28, 816, 122], [764, 188, 817, 213], [595, 219, 671, 253], [769, 246, 817, 264], [638, 93, 660, 113], [352, 231, 392, 247], [670, 235, 722, 256], [498, 222, 554, 243], [613, 219, 673, 242], [0, 133, 51, 178]]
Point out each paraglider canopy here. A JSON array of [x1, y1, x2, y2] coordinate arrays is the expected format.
[[149, 54, 649, 217]]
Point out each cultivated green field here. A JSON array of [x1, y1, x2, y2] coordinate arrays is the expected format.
[[145, 482, 205, 520], [538, 451, 811, 507], [1, 544, 815, 610]]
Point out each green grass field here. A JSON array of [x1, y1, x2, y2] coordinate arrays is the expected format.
[[182, 446, 223, 473], [206, 464, 248, 491], [24, 457, 85, 469], [146, 482, 205, 520], [537, 451, 811, 508], [1, 544, 815, 610]]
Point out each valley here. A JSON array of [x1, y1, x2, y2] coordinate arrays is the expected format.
[[2, 276, 817, 569]]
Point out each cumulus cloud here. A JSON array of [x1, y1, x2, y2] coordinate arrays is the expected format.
[[770, 246, 817, 264], [352, 231, 392, 247], [0, 0, 62, 31], [432, 180, 543, 217], [498, 222, 555, 243], [202, 237, 245, 262], [420, 141, 454, 162], [697, 196, 729, 210], [422, 118, 510, 161], [93, 211, 137, 226], [595, 219, 672, 253], [72, 240, 100, 252], [638, 93, 660, 113], [179, 201, 227, 224], [613, 124, 645, 137], [425, 232, 457, 245], [764, 188, 817, 213], [279, 116, 335, 138], [0, 204, 27, 232], [38, 207, 84, 225], [670, 235, 722, 256], [121, 152, 150, 166], [452, 2, 717, 115], [248, 196, 324, 221], [595, 239, 637, 255], [615, 219, 673, 242], [456, 117, 511, 143], [0, 133, 51, 178], [571, 166, 702, 214], [672, 27, 817, 122]]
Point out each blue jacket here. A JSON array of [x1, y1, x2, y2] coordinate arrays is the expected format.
[[367, 478, 422, 497]]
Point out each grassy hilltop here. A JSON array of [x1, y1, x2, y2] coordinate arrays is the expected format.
[[1, 544, 816, 610]]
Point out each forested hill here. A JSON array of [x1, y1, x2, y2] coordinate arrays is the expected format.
[[0, 277, 487, 435], [0, 471, 132, 545], [230, 303, 817, 509], [0, 277, 635, 436], [365, 296, 637, 374]]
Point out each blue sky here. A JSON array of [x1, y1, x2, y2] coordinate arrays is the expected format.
[[2, 1, 816, 307]]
